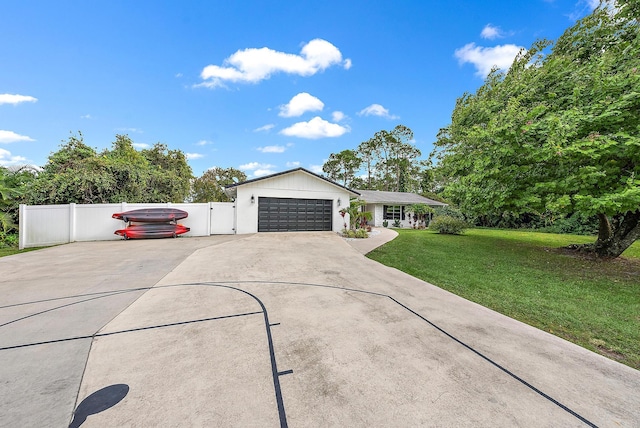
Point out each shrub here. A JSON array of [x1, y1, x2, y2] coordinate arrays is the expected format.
[[346, 229, 356, 238], [433, 206, 465, 220], [430, 216, 468, 235], [355, 228, 368, 239], [392, 219, 401, 228], [383, 220, 389, 228], [0, 232, 18, 249]]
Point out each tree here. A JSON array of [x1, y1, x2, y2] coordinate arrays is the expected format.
[[0, 166, 36, 242], [322, 149, 362, 187], [0, 168, 20, 233], [27, 133, 193, 204], [356, 138, 378, 189], [432, 0, 640, 257], [191, 167, 246, 202], [142, 143, 192, 203]]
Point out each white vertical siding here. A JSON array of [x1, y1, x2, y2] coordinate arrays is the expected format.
[[19, 202, 223, 249], [234, 170, 354, 234]]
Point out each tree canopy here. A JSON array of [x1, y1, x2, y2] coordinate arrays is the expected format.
[[190, 166, 246, 202], [323, 125, 423, 192], [432, 0, 640, 257], [27, 133, 193, 204]]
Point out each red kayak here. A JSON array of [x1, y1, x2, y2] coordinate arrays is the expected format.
[[112, 208, 188, 223], [115, 223, 190, 239]]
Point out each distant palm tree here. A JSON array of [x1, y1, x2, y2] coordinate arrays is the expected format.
[[0, 169, 22, 233]]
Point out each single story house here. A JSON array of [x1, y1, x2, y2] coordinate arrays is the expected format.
[[20, 168, 448, 248], [357, 189, 447, 228], [224, 168, 359, 234]]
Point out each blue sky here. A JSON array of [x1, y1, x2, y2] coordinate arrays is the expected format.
[[1, 0, 598, 177]]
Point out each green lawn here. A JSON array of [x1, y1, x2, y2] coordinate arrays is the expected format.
[[0, 247, 41, 258], [368, 228, 640, 370]]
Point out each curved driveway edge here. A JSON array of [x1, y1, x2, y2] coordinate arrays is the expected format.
[[344, 227, 399, 254]]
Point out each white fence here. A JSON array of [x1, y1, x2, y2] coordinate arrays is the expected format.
[[19, 202, 236, 249]]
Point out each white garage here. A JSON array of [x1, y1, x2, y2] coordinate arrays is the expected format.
[[224, 168, 359, 234]]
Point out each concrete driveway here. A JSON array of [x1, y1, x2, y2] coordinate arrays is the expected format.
[[1, 232, 638, 427]]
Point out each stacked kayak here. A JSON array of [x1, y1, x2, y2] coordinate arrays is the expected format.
[[113, 208, 190, 239], [112, 208, 188, 223]]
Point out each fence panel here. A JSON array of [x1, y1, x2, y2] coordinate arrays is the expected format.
[[210, 202, 235, 234], [19, 205, 71, 248], [19, 202, 235, 249]]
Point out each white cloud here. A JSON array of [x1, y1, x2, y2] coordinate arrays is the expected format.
[[309, 164, 323, 174], [481, 24, 503, 40], [254, 124, 275, 132], [239, 162, 276, 177], [132, 143, 150, 149], [0, 148, 27, 166], [344, 58, 352, 70], [198, 38, 351, 88], [568, 0, 602, 20], [286, 161, 301, 168], [279, 92, 324, 117], [280, 116, 350, 139], [115, 127, 143, 134], [587, 0, 600, 8], [186, 153, 204, 160], [0, 130, 35, 143], [80, 114, 92, 119], [0, 94, 37, 105], [454, 43, 525, 76], [332, 111, 346, 122], [196, 139, 213, 146], [257, 145, 286, 153], [357, 104, 399, 120], [253, 168, 276, 177], [239, 162, 275, 171]]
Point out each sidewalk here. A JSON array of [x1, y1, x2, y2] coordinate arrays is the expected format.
[[343, 227, 399, 254]]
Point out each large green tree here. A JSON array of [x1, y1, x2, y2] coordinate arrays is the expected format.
[[190, 167, 246, 202], [432, 0, 640, 257], [368, 125, 420, 191], [27, 133, 193, 204], [322, 149, 362, 187], [326, 125, 422, 191]]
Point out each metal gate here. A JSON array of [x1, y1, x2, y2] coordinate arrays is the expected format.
[[258, 197, 332, 232]]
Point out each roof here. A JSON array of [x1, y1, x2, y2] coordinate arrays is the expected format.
[[224, 167, 360, 198], [356, 190, 447, 206]]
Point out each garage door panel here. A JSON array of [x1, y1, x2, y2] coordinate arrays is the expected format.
[[258, 197, 332, 232]]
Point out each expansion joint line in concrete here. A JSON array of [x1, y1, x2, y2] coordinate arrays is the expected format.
[[205, 280, 599, 428], [0, 311, 263, 351], [188, 283, 290, 428], [0, 281, 598, 428]]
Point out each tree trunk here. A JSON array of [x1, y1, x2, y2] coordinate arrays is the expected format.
[[591, 210, 640, 257]]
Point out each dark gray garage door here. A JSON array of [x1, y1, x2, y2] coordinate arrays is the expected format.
[[258, 197, 333, 232]]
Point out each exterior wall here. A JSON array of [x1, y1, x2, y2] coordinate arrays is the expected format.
[[19, 202, 224, 249], [365, 204, 384, 227], [366, 204, 415, 228], [234, 171, 352, 234]]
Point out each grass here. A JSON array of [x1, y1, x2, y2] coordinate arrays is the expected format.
[[0, 246, 41, 258], [368, 228, 640, 370]]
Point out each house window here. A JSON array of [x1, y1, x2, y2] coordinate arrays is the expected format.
[[383, 205, 404, 220]]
